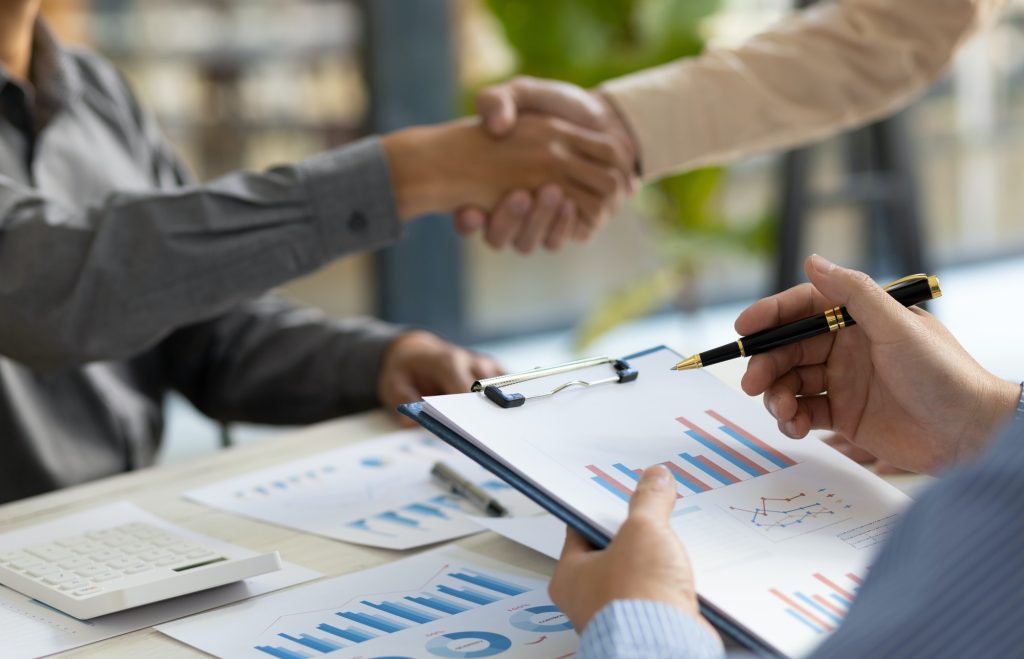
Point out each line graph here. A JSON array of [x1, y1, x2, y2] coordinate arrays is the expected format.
[[726, 488, 852, 539]]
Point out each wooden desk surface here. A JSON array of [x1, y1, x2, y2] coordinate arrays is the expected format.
[[0, 411, 556, 658]]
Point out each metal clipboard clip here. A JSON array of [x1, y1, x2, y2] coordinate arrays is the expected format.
[[470, 356, 639, 409]]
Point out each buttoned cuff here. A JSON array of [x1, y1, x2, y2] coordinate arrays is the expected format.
[[298, 136, 403, 261], [579, 600, 725, 659]]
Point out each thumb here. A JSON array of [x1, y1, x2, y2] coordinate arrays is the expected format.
[[804, 254, 916, 343], [628, 465, 677, 523], [476, 84, 517, 136]]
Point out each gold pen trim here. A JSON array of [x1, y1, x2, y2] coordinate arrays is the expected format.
[[928, 275, 942, 299], [737, 339, 746, 357], [672, 354, 703, 371], [824, 306, 844, 333]]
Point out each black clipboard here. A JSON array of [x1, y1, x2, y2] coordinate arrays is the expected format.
[[399, 346, 783, 657]]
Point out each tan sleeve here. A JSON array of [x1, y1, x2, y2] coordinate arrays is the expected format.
[[600, 0, 1005, 180]]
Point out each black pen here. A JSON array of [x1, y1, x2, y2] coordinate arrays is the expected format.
[[672, 274, 942, 371], [431, 461, 509, 517]]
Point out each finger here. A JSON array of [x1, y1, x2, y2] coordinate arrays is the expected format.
[[762, 365, 829, 422], [559, 527, 593, 562], [627, 465, 677, 524], [824, 435, 882, 464], [778, 394, 833, 438], [562, 125, 634, 181], [475, 85, 517, 136], [454, 207, 487, 237], [804, 254, 920, 344], [437, 350, 477, 394], [544, 198, 576, 250], [484, 190, 532, 250], [379, 379, 422, 426], [565, 156, 623, 197], [874, 461, 913, 475], [514, 184, 562, 254], [469, 353, 504, 380], [734, 283, 831, 336], [740, 334, 835, 396]]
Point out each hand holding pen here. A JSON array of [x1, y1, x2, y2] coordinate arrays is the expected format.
[[720, 255, 1019, 474]]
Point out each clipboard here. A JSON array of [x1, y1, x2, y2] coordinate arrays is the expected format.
[[399, 346, 781, 657]]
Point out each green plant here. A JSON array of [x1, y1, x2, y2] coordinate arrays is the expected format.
[[480, 0, 775, 349]]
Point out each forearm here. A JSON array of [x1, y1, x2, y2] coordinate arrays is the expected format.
[[0, 138, 400, 370], [601, 0, 1004, 180], [161, 296, 405, 424]]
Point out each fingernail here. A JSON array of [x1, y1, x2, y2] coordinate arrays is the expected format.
[[766, 395, 779, 417], [810, 253, 835, 274], [510, 196, 530, 216], [783, 420, 797, 436]]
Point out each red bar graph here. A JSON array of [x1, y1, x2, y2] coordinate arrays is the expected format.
[[692, 455, 739, 484], [814, 573, 855, 601], [769, 588, 835, 632], [705, 410, 797, 468], [663, 463, 711, 492], [676, 416, 768, 476], [586, 465, 633, 500]]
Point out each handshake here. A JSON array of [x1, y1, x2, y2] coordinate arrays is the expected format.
[[380, 77, 637, 253]]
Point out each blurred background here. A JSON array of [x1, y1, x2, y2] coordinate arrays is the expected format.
[[38, 0, 1024, 459]]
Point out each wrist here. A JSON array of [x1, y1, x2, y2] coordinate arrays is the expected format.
[[594, 90, 640, 176], [380, 126, 448, 221]]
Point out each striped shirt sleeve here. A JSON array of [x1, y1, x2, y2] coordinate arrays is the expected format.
[[578, 599, 725, 659]]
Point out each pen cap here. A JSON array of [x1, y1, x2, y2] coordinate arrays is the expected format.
[[882, 275, 941, 307]]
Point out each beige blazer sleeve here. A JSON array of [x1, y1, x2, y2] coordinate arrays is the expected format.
[[601, 0, 1005, 180]]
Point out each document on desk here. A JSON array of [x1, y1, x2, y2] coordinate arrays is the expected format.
[[158, 544, 577, 658], [186, 429, 537, 550], [0, 502, 319, 658], [418, 346, 912, 658]]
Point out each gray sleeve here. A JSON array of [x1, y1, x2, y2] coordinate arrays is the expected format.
[[0, 137, 402, 371], [160, 296, 405, 424]]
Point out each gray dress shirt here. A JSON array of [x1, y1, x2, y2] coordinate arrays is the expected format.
[[0, 23, 406, 503]]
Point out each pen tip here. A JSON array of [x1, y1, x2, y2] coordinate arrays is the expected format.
[[672, 355, 703, 371]]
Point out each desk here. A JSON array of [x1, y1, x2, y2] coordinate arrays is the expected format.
[[0, 409, 929, 658], [0, 411, 556, 658]]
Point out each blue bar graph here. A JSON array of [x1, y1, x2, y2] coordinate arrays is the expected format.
[[318, 623, 376, 643], [430, 494, 463, 510], [718, 426, 792, 469], [363, 599, 439, 624], [375, 511, 420, 527], [256, 646, 310, 659], [685, 430, 764, 477], [680, 453, 734, 485], [406, 594, 469, 614], [436, 584, 499, 605], [336, 611, 408, 633], [590, 476, 631, 502], [785, 608, 824, 634], [795, 593, 843, 625], [404, 503, 448, 519], [449, 571, 529, 596], [831, 592, 852, 607], [279, 633, 341, 652], [612, 463, 641, 483]]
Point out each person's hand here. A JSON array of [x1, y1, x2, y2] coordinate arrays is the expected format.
[[455, 76, 639, 252], [738, 254, 1020, 474], [822, 434, 910, 475], [549, 465, 717, 639], [377, 331, 502, 426], [380, 115, 631, 231]]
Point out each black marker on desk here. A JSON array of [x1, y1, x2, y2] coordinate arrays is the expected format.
[[431, 461, 509, 517], [673, 273, 942, 371]]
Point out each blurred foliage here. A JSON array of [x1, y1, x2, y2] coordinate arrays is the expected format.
[[478, 0, 776, 349]]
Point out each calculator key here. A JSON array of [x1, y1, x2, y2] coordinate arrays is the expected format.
[[86, 529, 120, 539], [58, 577, 87, 590], [101, 534, 134, 547], [71, 541, 104, 555], [184, 549, 214, 560], [58, 557, 90, 569], [90, 571, 120, 583], [0, 551, 28, 563], [121, 543, 148, 555], [26, 564, 60, 577], [88, 550, 122, 563], [9, 557, 42, 570], [169, 543, 198, 555], [71, 585, 102, 597], [149, 535, 178, 548], [55, 535, 89, 548], [123, 564, 152, 575], [155, 556, 182, 566], [42, 572, 77, 585], [139, 550, 170, 562], [25, 544, 73, 562], [75, 565, 106, 578], [106, 558, 139, 570]]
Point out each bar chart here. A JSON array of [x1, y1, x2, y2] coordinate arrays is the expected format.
[[586, 409, 798, 502], [769, 571, 864, 635], [253, 566, 539, 658]]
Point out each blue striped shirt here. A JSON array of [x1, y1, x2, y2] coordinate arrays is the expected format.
[[578, 416, 1024, 658]]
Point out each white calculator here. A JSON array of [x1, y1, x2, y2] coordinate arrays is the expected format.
[[0, 521, 280, 619]]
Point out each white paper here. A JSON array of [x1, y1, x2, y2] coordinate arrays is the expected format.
[[469, 515, 564, 561], [158, 545, 577, 659], [0, 502, 320, 658], [186, 429, 537, 550], [424, 346, 911, 657]]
